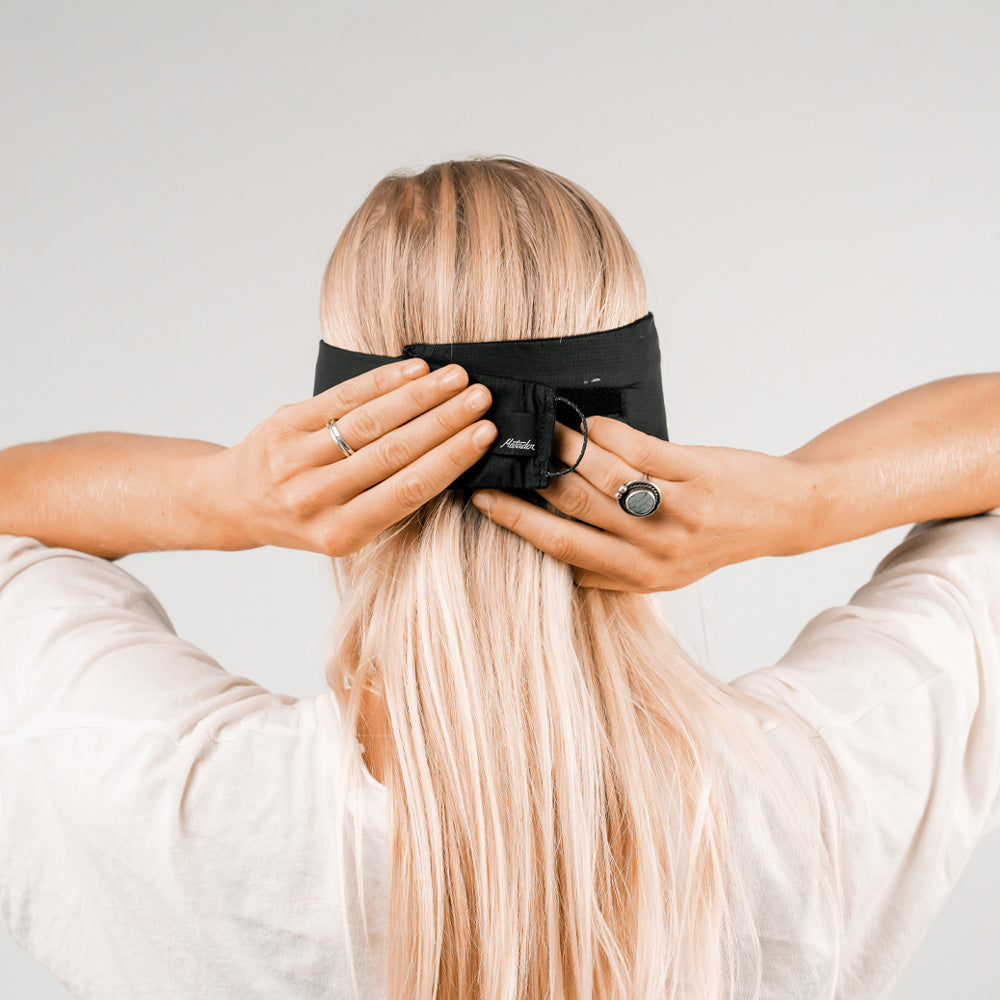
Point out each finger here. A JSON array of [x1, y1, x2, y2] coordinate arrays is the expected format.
[[338, 419, 499, 538], [301, 363, 479, 466], [571, 568, 644, 592], [547, 419, 649, 500], [280, 357, 433, 433], [468, 488, 649, 583], [329, 383, 494, 496], [534, 462, 646, 536], [585, 415, 700, 481]]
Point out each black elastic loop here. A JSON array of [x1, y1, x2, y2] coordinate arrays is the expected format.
[[548, 396, 589, 478]]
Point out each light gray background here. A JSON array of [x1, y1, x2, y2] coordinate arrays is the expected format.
[[1, 1, 997, 996]]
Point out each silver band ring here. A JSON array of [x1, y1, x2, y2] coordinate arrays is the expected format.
[[326, 416, 355, 457], [614, 476, 661, 517]]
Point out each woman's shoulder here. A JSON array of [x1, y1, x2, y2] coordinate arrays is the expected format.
[[727, 505, 1000, 993], [0, 533, 169, 625]]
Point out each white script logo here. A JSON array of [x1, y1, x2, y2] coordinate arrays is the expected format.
[[502, 437, 535, 451]]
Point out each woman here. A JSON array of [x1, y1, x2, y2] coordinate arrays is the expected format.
[[0, 156, 998, 1000]]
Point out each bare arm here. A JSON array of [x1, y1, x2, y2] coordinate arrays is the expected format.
[[0, 433, 237, 561], [472, 371, 1000, 592], [785, 372, 1000, 554], [0, 359, 496, 562]]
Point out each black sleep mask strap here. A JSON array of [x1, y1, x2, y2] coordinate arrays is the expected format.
[[313, 312, 669, 504]]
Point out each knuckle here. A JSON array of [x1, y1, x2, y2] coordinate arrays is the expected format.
[[636, 563, 661, 591], [647, 531, 673, 560], [600, 468, 627, 495], [495, 498, 519, 530], [543, 528, 577, 565], [392, 472, 430, 512], [605, 465, 648, 496], [433, 402, 459, 435], [335, 382, 364, 412], [555, 482, 590, 520], [680, 492, 708, 531], [264, 407, 298, 448], [448, 432, 478, 465], [345, 406, 380, 444], [378, 432, 415, 470], [373, 366, 398, 394], [284, 485, 317, 520], [270, 403, 299, 435], [319, 516, 352, 557], [587, 414, 620, 442], [630, 439, 657, 472], [412, 376, 446, 409]]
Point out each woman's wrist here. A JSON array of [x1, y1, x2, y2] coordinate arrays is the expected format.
[[777, 455, 874, 556], [0, 432, 248, 560], [782, 372, 1000, 553], [754, 455, 835, 559]]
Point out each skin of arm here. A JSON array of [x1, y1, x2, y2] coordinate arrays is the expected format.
[[0, 433, 241, 561], [470, 370, 1000, 592], [0, 373, 995, 568], [785, 372, 1000, 555], [0, 359, 495, 562]]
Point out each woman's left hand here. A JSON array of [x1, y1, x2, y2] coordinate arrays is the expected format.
[[470, 416, 816, 592], [203, 357, 496, 556]]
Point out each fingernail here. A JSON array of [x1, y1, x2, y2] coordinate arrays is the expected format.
[[472, 422, 497, 447], [465, 385, 490, 409], [403, 359, 427, 377]]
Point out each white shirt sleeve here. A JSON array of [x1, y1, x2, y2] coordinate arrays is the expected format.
[[731, 506, 1000, 996], [0, 534, 285, 740], [0, 535, 327, 997]]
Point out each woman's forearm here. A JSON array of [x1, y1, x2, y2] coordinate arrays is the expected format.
[[785, 372, 1000, 553], [0, 433, 246, 560]]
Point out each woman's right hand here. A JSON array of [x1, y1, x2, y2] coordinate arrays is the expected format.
[[470, 416, 821, 592]]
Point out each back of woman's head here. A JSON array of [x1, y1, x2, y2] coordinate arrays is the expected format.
[[320, 156, 646, 354], [319, 157, 844, 1000]]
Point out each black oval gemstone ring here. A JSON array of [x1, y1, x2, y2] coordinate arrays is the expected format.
[[614, 478, 661, 517]]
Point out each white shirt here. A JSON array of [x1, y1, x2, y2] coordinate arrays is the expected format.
[[1, 507, 998, 999]]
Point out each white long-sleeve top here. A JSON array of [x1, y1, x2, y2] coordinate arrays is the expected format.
[[1, 507, 999, 998]]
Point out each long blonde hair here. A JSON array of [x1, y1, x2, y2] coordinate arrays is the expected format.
[[320, 156, 845, 1000]]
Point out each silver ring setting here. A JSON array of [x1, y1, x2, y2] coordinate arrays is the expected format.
[[326, 416, 355, 457], [614, 477, 661, 517]]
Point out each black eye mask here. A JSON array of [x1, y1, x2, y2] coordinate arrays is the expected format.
[[313, 311, 669, 508]]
